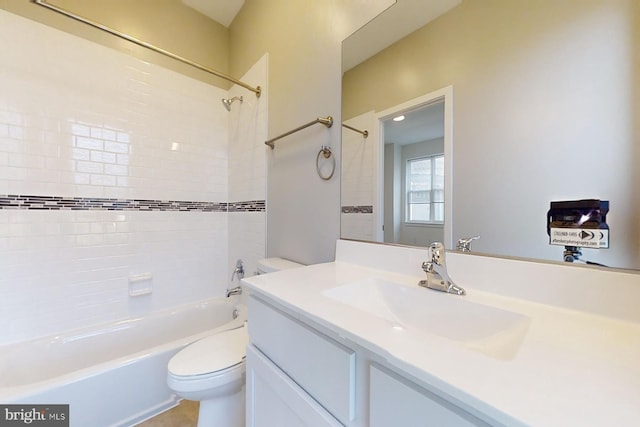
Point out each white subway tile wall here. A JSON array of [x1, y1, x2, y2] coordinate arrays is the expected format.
[[0, 10, 266, 344], [341, 111, 378, 241], [340, 212, 375, 242], [228, 56, 268, 204], [227, 55, 268, 292], [229, 212, 267, 281]]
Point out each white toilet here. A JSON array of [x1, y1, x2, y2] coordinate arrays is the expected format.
[[254, 257, 305, 275], [166, 257, 303, 427]]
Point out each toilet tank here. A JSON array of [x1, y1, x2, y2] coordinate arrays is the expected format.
[[256, 258, 304, 275]]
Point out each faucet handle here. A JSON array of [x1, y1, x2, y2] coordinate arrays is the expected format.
[[421, 260, 433, 273], [456, 235, 480, 252], [231, 259, 245, 281]]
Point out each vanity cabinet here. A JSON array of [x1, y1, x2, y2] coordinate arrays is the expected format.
[[247, 296, 356, 425], [246, 344, 342, 426], [369, 364, 490, 427], [247, 295, 496, 427]]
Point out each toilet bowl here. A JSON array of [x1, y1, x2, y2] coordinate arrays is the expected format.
[[166, 257, 304, 426], [167, 325, 249, 427]]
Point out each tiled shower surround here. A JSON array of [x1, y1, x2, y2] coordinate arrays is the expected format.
[[0, 10, 267, 344], [341, 112, 377, 242]]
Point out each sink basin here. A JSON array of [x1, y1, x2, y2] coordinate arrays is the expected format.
[[322, 278, 530, 360]]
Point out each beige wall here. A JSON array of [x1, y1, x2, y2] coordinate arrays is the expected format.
[[229, 0, 393, 264], [634, 1, 640, 259], [344, 0, 638, 119], [0, 0, 229, 88], [343, 0, 640, 268]]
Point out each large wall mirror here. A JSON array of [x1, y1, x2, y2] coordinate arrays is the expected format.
[[341, 0, 639, 270]]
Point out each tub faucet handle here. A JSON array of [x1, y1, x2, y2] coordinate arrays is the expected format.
[[231, 259, 245, 282]]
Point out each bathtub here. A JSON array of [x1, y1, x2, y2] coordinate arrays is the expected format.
[[0, 297, 246, 427]]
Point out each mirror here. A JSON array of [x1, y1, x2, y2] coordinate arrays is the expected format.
[[341, 0, 640, 270], [381, 100, 446, 247]]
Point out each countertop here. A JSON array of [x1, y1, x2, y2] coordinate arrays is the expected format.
[[242, 241, 640, 426]]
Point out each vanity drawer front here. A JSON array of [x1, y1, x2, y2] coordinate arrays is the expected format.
[[246, 344, 342, 427], [249, 296, 356, 424], [369, 364, 492, 427]]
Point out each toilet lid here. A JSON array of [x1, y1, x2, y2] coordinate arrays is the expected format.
[[257, 257, 304, 273], [168, 324, 248, 377]]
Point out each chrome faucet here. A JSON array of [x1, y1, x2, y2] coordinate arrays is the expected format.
[[226, 286, 242, 297], [456, 235, 480, 252], [231, 259, 245, 282], [419, 242, 466, 296], [227, 259, 245, 298]]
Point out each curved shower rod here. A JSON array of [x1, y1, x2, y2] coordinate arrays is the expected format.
[[265, 116, 333, 149], [342, 123, 368, 138], [32, 0, 261, 97]]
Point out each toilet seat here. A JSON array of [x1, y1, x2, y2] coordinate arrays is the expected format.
[[166, 324, 249, 425], [168, 324, 249, 379], [167, 360, 246, 397]]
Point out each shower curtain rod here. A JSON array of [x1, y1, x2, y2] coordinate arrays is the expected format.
[[32, 0, 261, 97], [265, 116, 333, 149], [342, 123, 368, 138]]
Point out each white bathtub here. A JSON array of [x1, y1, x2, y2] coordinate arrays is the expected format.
[[0, 297, 246, 427]]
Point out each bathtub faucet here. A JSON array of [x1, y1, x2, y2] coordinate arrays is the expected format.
[[227, 259, 245, 297], [231, 259, 245, 282], [226, 286, 242, 297]]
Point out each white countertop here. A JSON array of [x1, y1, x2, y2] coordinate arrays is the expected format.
[[243, 240, 640, 426]]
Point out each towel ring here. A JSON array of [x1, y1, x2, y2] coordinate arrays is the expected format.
[[316, 146, 335, 180]]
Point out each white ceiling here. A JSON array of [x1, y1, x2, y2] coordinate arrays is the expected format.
[[181, 0, 244, 27], [181, 1, 461, 71], [342, 0, 462, 71], [384, 100, 444, 146]]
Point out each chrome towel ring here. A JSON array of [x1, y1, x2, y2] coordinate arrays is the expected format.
[[316, 146, 335, 180]]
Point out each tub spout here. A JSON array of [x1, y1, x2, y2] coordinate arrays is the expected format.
[[226, 286, 242, 298]]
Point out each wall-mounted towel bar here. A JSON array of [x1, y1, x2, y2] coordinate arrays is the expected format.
[[265, 116, 333, 149], [342, 124, 368, 138], [32, 0, 261, 97]]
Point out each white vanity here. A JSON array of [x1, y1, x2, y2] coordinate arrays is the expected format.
[[241, 239, 640, 426]]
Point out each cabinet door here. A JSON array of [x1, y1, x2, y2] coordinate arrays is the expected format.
[[246, 344, 343, 427], [369, 364, 492, 427], [249, 296, 356, 423]]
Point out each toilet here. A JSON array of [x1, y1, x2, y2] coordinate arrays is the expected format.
[[166, 257, 303, 427], [255, 257, 305, 275], [167, 325, 248, 427]]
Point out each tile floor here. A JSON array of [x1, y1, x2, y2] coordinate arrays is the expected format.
[[136, 400, 199, 427]]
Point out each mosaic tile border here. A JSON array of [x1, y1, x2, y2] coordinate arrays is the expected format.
[[341, 205, 373, 214], [0, 195, 265, 212], [228, 200, 266, 212]]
